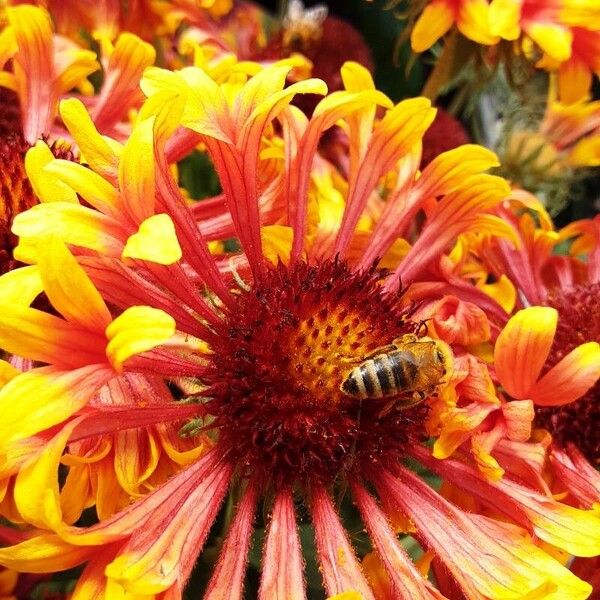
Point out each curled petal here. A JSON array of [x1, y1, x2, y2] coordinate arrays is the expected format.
[[105, 306, 176, 372], [14, 416, 84, 530], [60, 98, 121, 182], [122, 214, 183, 265], [24, 141, 78, 204], [429, 295, 491, 346], [494, 307, 558, 399]]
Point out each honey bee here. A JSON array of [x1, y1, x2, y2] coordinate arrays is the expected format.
[[340, 334, 452, 409]]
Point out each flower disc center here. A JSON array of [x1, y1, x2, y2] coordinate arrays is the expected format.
[[206, 259, 425, 485], [535, 282, 600, 463]]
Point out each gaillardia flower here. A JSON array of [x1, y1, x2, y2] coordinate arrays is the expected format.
[[456, 193, 600, 465], [0, 59, 599, 600]]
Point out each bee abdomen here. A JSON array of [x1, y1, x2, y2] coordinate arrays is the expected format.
[[343, 354, 406, 400], [387, 350, 419, 392]]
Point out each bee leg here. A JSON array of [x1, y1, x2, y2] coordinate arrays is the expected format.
[[377, 399, 396, 418], [412, 390, 427, 402], [362, 344, 397, 360], [416, 320, 430, 336]]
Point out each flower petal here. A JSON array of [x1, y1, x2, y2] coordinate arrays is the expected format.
[[6, 5, 54, 143], [24, 142, 78, 204], [415, 447, 600, 558], [118, 116, 156, 224], [122, 214, 182, 265], [311, 486, 374, 599], [351, 481, 445, 600], [489, 0, 521, 39], [457, 0, 499, 45], [38, 238, 111, 331], [259, 488, 306, 600], [14, 416, 83, 530], [12, 202, 126, 259], [92, 33, 156, 134], [104, 460, 233, 594], [0, 365, 113, 447], [527, 22, 572, 62], [59, 98, 121, 182], [0, 265, 42, 306], [205, 483, 258, 600], [494, 307, 558, 399], [377, 464, 592, 600], [0, 534, 94, 573], [529, 341, 600, 406], [558, 59, 593, 104], [43, 159, 121, 216], [411, 0, 455, 52], [105, 306, 176, 372], [0, 303, 107, 367]]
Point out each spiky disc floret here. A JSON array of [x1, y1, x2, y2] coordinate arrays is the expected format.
[[535, 283, 600, 464], [205, 259, 427, 486]]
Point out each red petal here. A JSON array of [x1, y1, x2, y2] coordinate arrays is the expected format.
[[311, 486, 374, 599], [351, 480, 445, 600], [259, 488, 306, 600], [205, 482, 258, 600]]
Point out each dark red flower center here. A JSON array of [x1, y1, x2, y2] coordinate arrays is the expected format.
[[535, 282, 600, 464], [0, 131, 35, 276], [205, 259, 427, 487]]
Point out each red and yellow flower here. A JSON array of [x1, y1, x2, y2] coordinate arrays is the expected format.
[[0, 55, 597, 599]]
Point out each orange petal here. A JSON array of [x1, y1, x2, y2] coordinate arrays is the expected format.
[[6, 5, 54, 143], [494, 307, 557, 399], [411, 1, 455, 52], [378, 465, 592, 599], [0, 534, 93, 573], [352, 481, 445, 600], [529, 341, 600, 406], [558, 59, 592, 104]]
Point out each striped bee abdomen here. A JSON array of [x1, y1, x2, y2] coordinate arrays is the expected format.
[[342, 352, 417, 400], [387, 350, 419, 392], [340, 335, 452, 403]]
